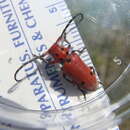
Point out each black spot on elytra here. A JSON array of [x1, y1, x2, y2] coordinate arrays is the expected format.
[[81, 81, 85, 86]]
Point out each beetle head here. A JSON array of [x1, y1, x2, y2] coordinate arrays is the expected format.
[[48, 43, 69, 63]]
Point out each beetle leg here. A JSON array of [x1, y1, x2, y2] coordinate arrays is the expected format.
[[79, 47, 86, 54], [48, 60, 59, 64], [39, 57, 48, 63], [89, 66, 95, 74], [78, 87, 87, 100], [98, 81, 104, 86], [63, 73, 74, 84], [32, 54, 48, 63], [72, 47, 86, 55]]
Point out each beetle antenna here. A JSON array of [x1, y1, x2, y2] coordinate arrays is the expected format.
[[60, 13, 84, 38], [14, 55, 47, 82]]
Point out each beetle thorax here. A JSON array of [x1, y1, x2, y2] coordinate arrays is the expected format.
[[48, 43, 69, 63]]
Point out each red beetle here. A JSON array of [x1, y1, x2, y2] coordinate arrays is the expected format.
[[62, 53, 98, 91], [14, 13, 98, 98]]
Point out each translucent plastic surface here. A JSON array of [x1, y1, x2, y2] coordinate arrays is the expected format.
[[0, 0, 130, 129], [0, 91, 129, 129]]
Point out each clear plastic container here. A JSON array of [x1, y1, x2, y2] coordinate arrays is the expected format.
[[0, 0, 130, 129], [0, 78, 129, 129]]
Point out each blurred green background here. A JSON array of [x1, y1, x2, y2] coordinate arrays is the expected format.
[[65, 0, 130, 129]]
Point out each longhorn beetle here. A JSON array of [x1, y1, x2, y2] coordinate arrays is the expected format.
[[14, 13, 99, 99]]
